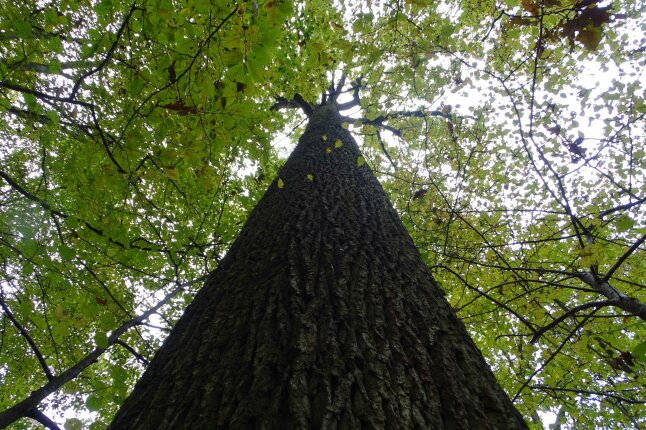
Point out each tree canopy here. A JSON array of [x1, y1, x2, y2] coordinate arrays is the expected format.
[[0, 0, 644, 428]]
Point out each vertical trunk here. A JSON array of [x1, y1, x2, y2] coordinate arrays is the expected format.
[[110, 103, 527, 429]]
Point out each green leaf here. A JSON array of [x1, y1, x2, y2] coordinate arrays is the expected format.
[[580, 243, 604, 266], [616, 214, 635, 232], [64, 419, 83, 430], [277, 178, 284, 189], [65, 216, 79, 229], [633, 341, 646, 361], [111, 365, 129, 385], [86, 393, 103, 411], [94, 332, 109, 349], [357, 156, 365, 167], [21, 262, 34, 276], [59, 245, 75, 260]]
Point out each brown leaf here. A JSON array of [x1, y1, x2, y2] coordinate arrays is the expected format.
[[577, 26, 603, 50]]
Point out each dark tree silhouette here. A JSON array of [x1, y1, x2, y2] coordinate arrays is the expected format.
[[109, 94, 528, 429]]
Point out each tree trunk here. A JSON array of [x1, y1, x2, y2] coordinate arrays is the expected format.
[[109, 103, 528, 429]]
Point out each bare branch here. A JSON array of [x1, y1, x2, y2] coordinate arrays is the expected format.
[[292, 93, 313, 117], [599, 195, 646, 218], [337, 75, 363, 111], [0, 59, 99, 74]]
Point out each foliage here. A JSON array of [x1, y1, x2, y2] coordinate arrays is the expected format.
[[0, 0, 644, 428]]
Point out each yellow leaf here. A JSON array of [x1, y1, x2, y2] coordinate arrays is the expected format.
[[580, 243, 604, 266], [321, 134, 328, 141], [307, 174, 313, 181], [335, 139, 343, 148], [325, 147, 332, 154], [277, 178, 284, 189], [341, 122, 349, 129]]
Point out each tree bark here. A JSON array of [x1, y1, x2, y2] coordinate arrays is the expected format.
[[109, 103, 528, 429]]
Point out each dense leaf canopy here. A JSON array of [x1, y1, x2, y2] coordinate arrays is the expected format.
[[0, 0, 644, 428]]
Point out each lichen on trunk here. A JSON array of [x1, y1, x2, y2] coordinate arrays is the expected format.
[[109, 102, 528, 429]]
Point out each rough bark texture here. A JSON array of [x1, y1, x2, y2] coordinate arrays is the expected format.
[[109, 103, 528, 429]]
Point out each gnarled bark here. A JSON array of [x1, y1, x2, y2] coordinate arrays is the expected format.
[[109, 103, 527, 429]]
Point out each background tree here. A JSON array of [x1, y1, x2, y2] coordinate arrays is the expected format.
[[0, 0, 644, 428]]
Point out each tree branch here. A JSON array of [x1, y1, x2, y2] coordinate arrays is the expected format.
[[336, 75, 363, 111], [0, 80, 91, 108], [26, 409, 61, 430], [530, 300, 613, 344], [115, 339, 150, 366], [70, 2, 139, 99], [599, 195, 646, 218], [603, 234, 646, 282], [0, 59, 99, 74], [0, 276, 206, 428], [530, 385, 646, 405], [578, 272, 646, 320], [292, 93, 313, 117], [0, 296, 54, 381]]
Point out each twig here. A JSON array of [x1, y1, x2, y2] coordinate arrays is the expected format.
[[530, 385, 646, 405], [603, 234, 646, 282], [0, 296, 54, 381], [70, 2, 139, 99], [115, 339, 150, 366], [530, 300, 613, 344]]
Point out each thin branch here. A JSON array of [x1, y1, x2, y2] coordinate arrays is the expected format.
[[330, 74, 346, 102], [0, 276, 206, 428], [530, 385, 646, 405], [599, 195, 646, 218], [603, 234, 646, 282], [0, 80, 91, 108], [0, 295, 54, 381], [375, 129, 397, 170], [70, 2, 139, 99], [434, 265, 536, 333], [115, 339, 150, 366], [0, 59, 99, 74], [512, 310, 598, 403], [530, 300, 613, 344], [336, 75, 362, 110], [0, 169, 166, 253]]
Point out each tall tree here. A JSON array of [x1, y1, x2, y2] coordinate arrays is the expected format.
[[109, 93, 527, 429], [0, 0, 644, 428]]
